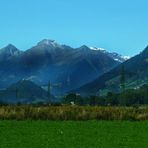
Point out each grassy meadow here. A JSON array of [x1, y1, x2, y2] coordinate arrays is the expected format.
[[0, 120, 148, 148], [0, 106, 148, 147]]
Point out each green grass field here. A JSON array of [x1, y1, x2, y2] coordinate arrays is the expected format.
[[0, 121, 148, 148]]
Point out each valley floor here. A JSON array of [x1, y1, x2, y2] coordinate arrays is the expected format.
[[0, 120, 148, 148]]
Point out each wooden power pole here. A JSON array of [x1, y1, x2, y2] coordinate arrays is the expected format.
[[48, 81, 51, 102]]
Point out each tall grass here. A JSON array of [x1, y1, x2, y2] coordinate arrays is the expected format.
[[0, 105, 148, 120]]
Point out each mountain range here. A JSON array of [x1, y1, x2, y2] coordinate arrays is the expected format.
[[0, 39, 128, 95], [74, 46, 148, 96]]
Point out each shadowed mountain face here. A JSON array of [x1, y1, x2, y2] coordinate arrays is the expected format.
[[0, 39, 125, 95], [0, 80, 51, 104], [75, 46, 148, 96], [0, 44, 22, 61]]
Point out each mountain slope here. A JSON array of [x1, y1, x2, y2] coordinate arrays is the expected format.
[[0, 80, 52, 104], [0, 44, 22, 61], [75, 46, 148, 96], [0, 39, 123, 95]]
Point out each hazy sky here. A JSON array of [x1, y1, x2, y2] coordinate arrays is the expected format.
[[0, 0, 148, 56]]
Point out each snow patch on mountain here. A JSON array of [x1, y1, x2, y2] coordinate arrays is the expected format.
[[121, 55, 130, 60], [37, 39, 61, 48], [90, 47, 106, 51], [90, 46, 130, 62]]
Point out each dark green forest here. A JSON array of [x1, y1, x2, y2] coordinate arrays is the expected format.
[[62, 84, 148, 106]]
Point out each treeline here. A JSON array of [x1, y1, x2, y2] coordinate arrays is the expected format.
[[62, 84, 148, 106], [0, 84, 147, 107]]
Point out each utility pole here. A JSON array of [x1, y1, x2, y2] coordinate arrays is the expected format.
[[120, 65, 125, 92], [15, 87, 19, 99], [48, 81, 51, 102], [67, 75, 70, 86]]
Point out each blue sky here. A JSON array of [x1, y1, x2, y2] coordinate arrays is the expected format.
[[0, 0, 148, 56]]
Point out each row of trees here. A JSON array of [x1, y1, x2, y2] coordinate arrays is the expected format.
[[62, 84, 148, 106]]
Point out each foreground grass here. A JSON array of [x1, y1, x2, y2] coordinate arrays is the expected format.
[[0, 121, 148, 148]]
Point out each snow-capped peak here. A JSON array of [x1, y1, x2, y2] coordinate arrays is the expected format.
[[37, 39, 61, 48], [90, 47, 106, 51], [39, 39, 55, 45], [107, 52, 130, 62], [89, 46, 130, 62]]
